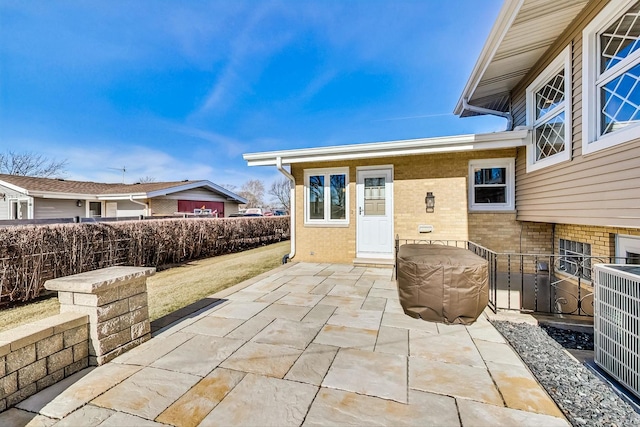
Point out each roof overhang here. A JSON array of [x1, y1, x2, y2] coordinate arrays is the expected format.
[[244, 130, 529, 166], [145, 181, 248, 204], [454, 0, 589, 117], [21, 182, 248, 204]]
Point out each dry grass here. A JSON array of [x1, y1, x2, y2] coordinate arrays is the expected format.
[[147, 241, 289, 321], [0, 241, 290, 332]]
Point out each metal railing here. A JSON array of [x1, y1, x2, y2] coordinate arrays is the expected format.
[[395, 237, 632, 317]]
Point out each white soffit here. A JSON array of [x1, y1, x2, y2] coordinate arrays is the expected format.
[[243, 130, 528, 166], [455, 0, 589, 117]]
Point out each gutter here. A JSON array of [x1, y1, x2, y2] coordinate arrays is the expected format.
[[276, 156, 295, 263], [129, 196, 149, 216], [462, 98, 513, 131]]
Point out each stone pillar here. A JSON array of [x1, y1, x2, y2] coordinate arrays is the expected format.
[[45, 266, 156, 366]]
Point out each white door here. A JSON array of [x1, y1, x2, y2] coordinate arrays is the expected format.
[[356, 167, 393, 258]]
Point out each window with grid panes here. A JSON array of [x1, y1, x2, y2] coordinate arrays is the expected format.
[[583, 0, 640, 153], [559, 239, 592, 281], [526, 47, 571, 171]]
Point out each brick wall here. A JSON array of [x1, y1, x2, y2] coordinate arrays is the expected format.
[[555, 224, 640, 258], [291, 149, 534, 263], [469, 214, 554, 253], [0, 313, 89, 411], [149, 198, 177, 216]]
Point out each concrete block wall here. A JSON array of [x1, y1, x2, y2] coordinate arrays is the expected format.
[[0, 313, 89, 411], [47, 266, 156, 366]]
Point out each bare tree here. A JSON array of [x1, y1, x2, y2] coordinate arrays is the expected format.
[[268, 178, 291, 213], [136, 176, 156, 183], [238, 179, 265, 208], [0, 150, 67, 177], [219, 183, 238, 192]]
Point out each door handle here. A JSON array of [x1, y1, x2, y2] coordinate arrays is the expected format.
[[359, 206, 363, 215]]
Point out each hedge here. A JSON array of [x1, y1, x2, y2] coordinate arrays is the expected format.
[[0, 216, 290, 306]]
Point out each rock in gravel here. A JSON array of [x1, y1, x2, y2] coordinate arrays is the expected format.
[[491, 320, 640, 427]]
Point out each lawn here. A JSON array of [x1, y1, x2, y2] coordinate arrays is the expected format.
[[0, 241, 290, 333]]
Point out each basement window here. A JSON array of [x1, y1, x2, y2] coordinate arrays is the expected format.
[[526, 46, 572, 171], [559, 239, 592, 281], [304, 167, 349, 226]]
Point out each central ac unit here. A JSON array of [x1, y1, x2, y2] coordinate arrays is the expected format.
[[594, 264, 640, 399]]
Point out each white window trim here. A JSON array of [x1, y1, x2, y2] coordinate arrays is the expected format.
[[616, 234, 640, 264], [468, 158, 515, 212], [526, 46, 572, 172], [582, 0, 640, 154], [303, 167, 349, 226]]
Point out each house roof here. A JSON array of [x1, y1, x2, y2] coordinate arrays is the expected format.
[[454, 0, 589, 118], [243, 130, 529, 166], [0, 174, 247, 203]]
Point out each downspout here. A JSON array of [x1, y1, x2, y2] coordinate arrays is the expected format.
[[129, 196, 149, 217], [462, 97, 513, 130], [276, 156, 295, 263]]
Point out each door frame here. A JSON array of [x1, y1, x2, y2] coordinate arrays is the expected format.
[[355, 165, 394, 259]]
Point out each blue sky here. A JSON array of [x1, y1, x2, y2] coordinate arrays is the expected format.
[[0, 0, 505, 191]]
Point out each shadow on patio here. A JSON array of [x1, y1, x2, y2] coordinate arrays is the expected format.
[[1, 263, 569, 426]]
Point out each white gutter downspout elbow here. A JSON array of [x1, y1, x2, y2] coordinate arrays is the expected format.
[[129, 196, 149, 217], [276, 156, 295, 263], [462, 97, 513, 130]]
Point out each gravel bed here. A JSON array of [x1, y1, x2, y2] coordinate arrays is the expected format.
[[491, 320, 640, 427]]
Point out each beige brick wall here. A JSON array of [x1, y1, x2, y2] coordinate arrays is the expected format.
[[469, 214, 553, 254], [149, 198, 177, 216], [555, 224, 640, 258], [291, 149, 530, 263]]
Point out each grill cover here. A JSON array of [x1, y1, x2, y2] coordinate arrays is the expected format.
[[397, 244, 488, 325]]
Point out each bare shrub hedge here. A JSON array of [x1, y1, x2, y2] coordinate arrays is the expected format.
[[0, 216, 289, 306]]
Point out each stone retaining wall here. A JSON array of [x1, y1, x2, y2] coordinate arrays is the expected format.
[[45, 266, 156, 366], [0, 265, 156, 412], [0, 313, 89, 412]]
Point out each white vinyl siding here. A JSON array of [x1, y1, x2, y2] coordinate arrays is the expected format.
[[510, 0, 640, 228], [33, 198, 85, 220]]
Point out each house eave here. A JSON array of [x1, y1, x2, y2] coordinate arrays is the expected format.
[[454, 0, 589, 117], [145, 181, 248, 204], [244, 130, 528, 166]]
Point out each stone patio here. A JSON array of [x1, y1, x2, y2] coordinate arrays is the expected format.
[[1, 262, 569, 426]]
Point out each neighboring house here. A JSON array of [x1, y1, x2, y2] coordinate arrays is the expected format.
[[244, 0, 640, 266], [0, 174, 247, 220]]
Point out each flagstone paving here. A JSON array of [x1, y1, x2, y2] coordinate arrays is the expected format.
[[2, 262, 570, 426]]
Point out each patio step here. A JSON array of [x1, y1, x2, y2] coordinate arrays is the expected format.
[[352, 257, 395, 268]]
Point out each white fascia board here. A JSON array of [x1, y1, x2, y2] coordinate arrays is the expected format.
[[453, 0, 524, 115], [28, 191, 101, 200], [0, 180, 29, 194], [98, 193, 147, 201], [146, 181, 248, 204], [244, 130, 528, 166]]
